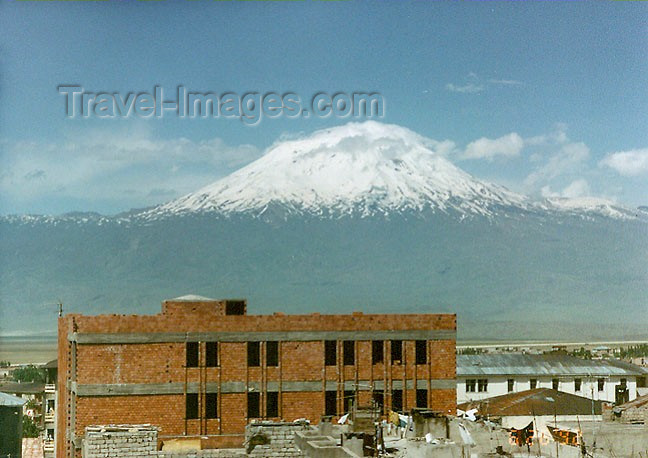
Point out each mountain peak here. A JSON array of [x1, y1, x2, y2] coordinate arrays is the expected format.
[[150, 121, 528, 218]]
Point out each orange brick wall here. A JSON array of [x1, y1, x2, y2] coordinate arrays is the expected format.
[[75, 395, 185, 436], [219, 342, 246, 381], [57, 300, 456, 457], [68, 310, 456, 334], [76, 343, 186, 384], [428, 389, 456, 413], [430, 340, 456, 379], [280, 341, 323, 381], [219, 393, 247, 433], [281, 391, 324, 422]]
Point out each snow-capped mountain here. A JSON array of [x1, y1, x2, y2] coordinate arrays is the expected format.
[[1, 122, 646, 339], [149, 122, 529, 218], [146, 121, 638, 221]]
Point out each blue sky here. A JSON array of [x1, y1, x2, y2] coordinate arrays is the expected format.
[[1, 0, 647, 214]]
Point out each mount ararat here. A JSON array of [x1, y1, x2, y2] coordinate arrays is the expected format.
[[1, 122, 646, 340]]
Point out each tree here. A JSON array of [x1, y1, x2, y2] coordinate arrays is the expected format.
[[25, 398, 40, 410], [458, 347, 484, 355], [12, 365, 47, 383], [617, 344, 648, 359], [569, 347, 592, 360], [22, 414, 41, 438]]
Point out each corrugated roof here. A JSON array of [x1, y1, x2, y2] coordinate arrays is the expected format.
[[457, 354, 646, 377], [605, 358, 648, 375], [0, 391, 27, 407], [458, 388, 603, 417]]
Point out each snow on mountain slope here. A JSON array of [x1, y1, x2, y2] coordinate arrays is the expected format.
[[149, 121, 529, 218], [2, 122, 641, 224], [540, 197, 640, 220]]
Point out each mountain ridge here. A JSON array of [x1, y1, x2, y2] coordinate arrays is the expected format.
[[138, 121, 639, 222], [1, 122, 646, 338], [1, 210, 646, 338], [1, 121, 643, 223]]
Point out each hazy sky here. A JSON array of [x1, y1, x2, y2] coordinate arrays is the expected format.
[[1, 1, 647, 214]]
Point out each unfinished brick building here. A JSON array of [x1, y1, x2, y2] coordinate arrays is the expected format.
[[57, 296, 456, 457]]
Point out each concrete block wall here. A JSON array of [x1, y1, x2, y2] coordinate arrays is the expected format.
[[158, 451, 247, 457], [245, 421, 311, 457], [619, 406, 648, 424], [293, 431, 362, 458], [82, 425, 158, 458], [82, 422, 316, 458]]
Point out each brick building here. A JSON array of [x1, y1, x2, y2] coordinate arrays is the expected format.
[[57, 295, 456, 457]]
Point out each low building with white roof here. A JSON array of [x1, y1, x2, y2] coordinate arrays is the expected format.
[[457, 354, 648, 404]]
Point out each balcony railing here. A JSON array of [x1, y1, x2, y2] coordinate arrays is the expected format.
[[45, 413, 55, 423], [44, 384, 56, 393]]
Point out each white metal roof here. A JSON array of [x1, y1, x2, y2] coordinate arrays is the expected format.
[[168, 294, 216, 302], [0, 391, 27, 407], [457, 354, 647, 377]]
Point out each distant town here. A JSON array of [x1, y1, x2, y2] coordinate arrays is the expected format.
[[1, 296, 647, 458]]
